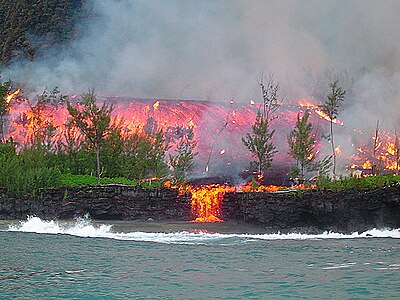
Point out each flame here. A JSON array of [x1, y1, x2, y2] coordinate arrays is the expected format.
[[297, 98, 344, 125], [153, 101, 159, 111], [5, 89, 21, 103], [185, 184, 236, 223], [335, 145, 342, 155], [314, 110, 344, 125], [351, 130, 400, 171], [362, 160, 372, 169], [298, 98, 316, 108], [386, 142, 396, 156]]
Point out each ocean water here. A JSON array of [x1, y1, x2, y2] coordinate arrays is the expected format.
[[1, 217, 400, 299]]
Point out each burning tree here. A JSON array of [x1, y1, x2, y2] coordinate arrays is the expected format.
[[287, 109, 316, 180], [319, 81, 345, 177], [242, 75, 280, 179], [67, 90, 115, 184], [25, 88, 66, 150]]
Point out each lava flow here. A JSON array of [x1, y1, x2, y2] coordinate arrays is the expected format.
[[177, 184, 234, 222]]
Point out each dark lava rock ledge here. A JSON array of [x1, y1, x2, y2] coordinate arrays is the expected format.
[[1, 184, 400, 233], [222, 184, 400, 233]]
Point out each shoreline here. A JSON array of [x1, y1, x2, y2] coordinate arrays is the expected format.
[[1, 184, 400, 234]]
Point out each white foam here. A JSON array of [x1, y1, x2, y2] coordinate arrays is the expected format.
[[5, 216, 400, 244]]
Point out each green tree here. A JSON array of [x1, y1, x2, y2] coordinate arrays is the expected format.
[[67, 90, 115, 184], [168, 126, 198, 183], [287, 109, 316, 180], [319, 81, 345, 177], [242, 75, 280, 178]]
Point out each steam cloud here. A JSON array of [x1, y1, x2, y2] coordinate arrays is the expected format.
[[4, 0, 400, 173]]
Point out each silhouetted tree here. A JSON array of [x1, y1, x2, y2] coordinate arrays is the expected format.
[[168, 125, 198, 183], [319, 81, 345, 177]]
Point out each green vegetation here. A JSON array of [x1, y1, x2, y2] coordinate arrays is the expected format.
[[67, 90, 115, 184], [319, 81, 346, 176], [0, 86, 196, 197], [168, 126, 198, 183], [316, 174, 400, 191], [287, 109, 316, 180], [59, 174, 137, 187], [0, 0, 86, 64], [242, 75, 280, 178], [0, 142, 61, 197]]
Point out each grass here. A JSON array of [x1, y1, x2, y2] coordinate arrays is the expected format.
[[59, 173, 138, 187]]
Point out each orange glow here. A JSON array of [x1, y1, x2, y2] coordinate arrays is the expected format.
[[335, 145, 342, 155], [297, 98, 344, 125], [314, 110, 344, 125], [362, 160, 372, 169], [298, 98, 316, 108], [5, 89, 21, 103], [185, 184, 236, 223], [153, 101, 159, 111], [351, 130, 400, 171]]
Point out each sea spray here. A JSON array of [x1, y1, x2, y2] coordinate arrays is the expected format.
[[5, 216, 400, 244]]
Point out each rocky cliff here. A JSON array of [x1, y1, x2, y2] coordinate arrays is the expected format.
[[0, 185, 192, 221], [222, 184, 400, 233], [1, 184, 400, 233]]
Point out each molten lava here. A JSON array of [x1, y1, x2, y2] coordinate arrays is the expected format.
[[185, 184, 235, 222]]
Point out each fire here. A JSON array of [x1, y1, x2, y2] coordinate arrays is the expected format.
[[297, 98, 344, 125], [153, 101, 159, 111], [5, 89, 21, 103], [185, 184, 235, 223], [298, 98, 316, 108], [351, 130, 400, 172], [362, 160, 372, 169], [335, 145, 342, 155], [314, 110, 344, 125]]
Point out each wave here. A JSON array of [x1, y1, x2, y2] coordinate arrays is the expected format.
[[5, 216, 400, 244]]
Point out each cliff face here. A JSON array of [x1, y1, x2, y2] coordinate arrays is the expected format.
[[1, 184, 400, 233], [222, 185, 400, 233], [0, 185, 192, 221]]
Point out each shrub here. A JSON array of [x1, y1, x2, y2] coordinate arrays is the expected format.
[[316, 174, 400, 191]]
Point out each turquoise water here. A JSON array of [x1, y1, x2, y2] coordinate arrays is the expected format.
[[1, 218, 400, 299]]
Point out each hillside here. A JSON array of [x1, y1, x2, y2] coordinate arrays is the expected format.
[[0, 0, 86, 65]]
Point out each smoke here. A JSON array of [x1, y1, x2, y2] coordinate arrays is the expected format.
[[4, 0, 400, 174]]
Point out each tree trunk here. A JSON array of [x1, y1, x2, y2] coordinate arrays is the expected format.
[[95, 143, 101, 185], [0, 116, 4, 143], [330, 121, 336, 177]]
